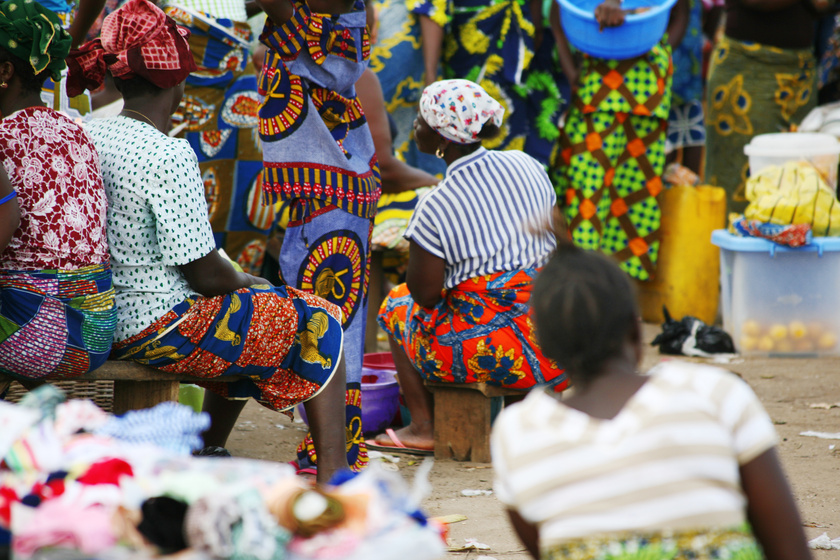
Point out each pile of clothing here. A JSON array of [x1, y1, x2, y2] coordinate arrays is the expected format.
[[0, 386, 445, 560]]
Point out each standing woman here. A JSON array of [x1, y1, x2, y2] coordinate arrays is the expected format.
[[371, 80, 568, 454], [0, 0, 116, 380], [256, 0, 381, 473], [411, 0, 569, 167]]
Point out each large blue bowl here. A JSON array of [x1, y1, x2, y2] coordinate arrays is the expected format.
[[557, 0, 678, 60]]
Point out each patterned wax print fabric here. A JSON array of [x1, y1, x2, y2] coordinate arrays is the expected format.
[[166, 6, 268, 275], [378, 270, 568, 391], [278, 201, 372, 472], [83, 116, 217, 343], [258, 0, 381, 473], [372, 188, 432, 284], [704, 36, 816, 214], [818, 14, 840, 104], [0, 107, 109, 272], [555, 42, 672, 282], [111, 284, 345, 413], [258, 0, 381, 219], [542, 527, 762, 560], [409, 0, 569, 166], [666, 0, 705, 152], [0, 265, 116, 379], [368, 0, 446, 176], [39, 10, 91, 120]]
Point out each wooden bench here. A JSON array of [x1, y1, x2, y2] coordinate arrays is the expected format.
[[425, 381, 522, 463], [0, 361, 238, 415]]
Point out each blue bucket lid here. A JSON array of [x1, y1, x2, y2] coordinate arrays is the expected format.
[[711, 229, 840, 257]]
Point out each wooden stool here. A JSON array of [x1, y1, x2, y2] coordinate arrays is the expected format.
[[0, 361, 238, 415], [424, 381, 522, 463]]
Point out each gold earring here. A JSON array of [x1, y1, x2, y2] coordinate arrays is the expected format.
[[0, 82, 7, 89], [435, 146, 445, 159]]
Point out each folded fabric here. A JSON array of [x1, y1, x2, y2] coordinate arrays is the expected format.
[[11, 500, 117, 557], [94, 402, 210, 454], [731, 217, 813, 247]]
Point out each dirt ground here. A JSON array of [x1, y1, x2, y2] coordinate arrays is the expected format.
[[226, 323, 840, 559]]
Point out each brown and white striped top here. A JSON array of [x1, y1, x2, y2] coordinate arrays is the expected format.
[[491, 361, 777, 548]]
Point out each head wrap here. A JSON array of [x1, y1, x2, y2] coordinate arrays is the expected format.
[[419, 79, 505, 145], [65, 0, 196, 97], [0, 0, 71, 81]]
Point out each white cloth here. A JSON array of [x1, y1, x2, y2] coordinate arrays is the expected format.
[[85, 116, 216, 342], [419, 79, 504, 145], [403, 147, 556, 289], [491, 361, 779, 549]]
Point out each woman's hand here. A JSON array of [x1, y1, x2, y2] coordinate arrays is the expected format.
[[179, 250, 275, 298], [594, 0, 625, 30]]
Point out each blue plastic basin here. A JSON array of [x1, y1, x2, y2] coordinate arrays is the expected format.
[[557, 0, 678, 60]]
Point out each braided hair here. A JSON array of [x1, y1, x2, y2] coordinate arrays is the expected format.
[[531, 246, 640, 384]]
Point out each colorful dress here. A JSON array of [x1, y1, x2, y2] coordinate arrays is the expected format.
[[704, 36, 816, 214], [491, 361, 775, 559], [378, 148, 567, 391], [165, 3, 268, 276], [369, 0, 446, 176], [84, 115, 345, 413], [0, 107, 116, 378], [555, 42, 672, 282], [408, 0, 568, 167], [666, 0, 705, 153], [258, 0, 380, 471]]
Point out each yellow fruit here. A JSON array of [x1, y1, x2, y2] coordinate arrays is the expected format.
[[818, 332, 838, 351], [794, 339, 816, 352], [768, 324, 788, 340], [740, 336, 759, 352], [775, 339, 794, 353], [788, 320, 807, 339], [758, 336, 775, 352], [742, 320, 762, 337]]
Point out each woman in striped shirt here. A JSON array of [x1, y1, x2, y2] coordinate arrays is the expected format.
[[370, 79, 568, 455], [492, 246, 810, 560]]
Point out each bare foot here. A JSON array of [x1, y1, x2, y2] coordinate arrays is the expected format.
[[372, 424, 434, 451]]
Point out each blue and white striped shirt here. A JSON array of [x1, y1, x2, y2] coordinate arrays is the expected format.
[[404, 147, 557, 289]]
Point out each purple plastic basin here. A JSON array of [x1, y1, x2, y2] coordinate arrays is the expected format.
[[298, 365, 400, 434]]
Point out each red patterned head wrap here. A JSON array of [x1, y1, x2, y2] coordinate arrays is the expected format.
[[65, 0, 196, 97]]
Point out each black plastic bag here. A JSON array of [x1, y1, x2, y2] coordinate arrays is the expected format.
[[650, 306, 735, 356]]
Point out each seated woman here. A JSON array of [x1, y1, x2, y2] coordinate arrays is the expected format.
[[492, 246, 811, 560], [67, 0, 348, 483], [370, 79, 568, 454], [0, 0, 116, 381]]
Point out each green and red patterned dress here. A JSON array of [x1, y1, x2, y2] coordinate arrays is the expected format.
[[555, 41, 672, 281]]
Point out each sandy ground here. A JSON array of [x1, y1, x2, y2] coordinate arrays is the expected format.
[[226, 323, 840, 559]]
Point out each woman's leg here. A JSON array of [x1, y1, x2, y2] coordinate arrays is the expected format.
[[200, 392, 248, 448], [303, 357, 350, 484], [373, 335, 434, 450]]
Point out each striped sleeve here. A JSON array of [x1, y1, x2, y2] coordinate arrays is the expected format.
[[403, 191, 446, 259], [714, 371, 778, 464]]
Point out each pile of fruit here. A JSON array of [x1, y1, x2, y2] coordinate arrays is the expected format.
[[739, 320, 838, 353]]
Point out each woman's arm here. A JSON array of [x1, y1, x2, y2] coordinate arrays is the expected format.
[[549, 2, 579, 90], [256, 0, 294, 26], [356, 69, 439, 193], [419, 15, 444, 85], [179, 250, 273, 298], [530, 0, 545, 52], [507, 509, 540, 560], [666, 0, 690, 48], [0, 166, 19, 253], [67, 0, 108, 48], [405, 240, 445, 308], [740, 448, 812, 560]]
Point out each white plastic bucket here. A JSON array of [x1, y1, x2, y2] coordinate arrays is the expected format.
[[744, 132, 840, 189]]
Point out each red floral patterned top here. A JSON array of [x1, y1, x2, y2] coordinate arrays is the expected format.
[[0, 106, 109, 271]]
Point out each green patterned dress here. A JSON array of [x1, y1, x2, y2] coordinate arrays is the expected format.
[[555, 42, 672, 281]]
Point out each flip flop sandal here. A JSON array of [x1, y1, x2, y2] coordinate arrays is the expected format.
[[365, 428, 434, 456]]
